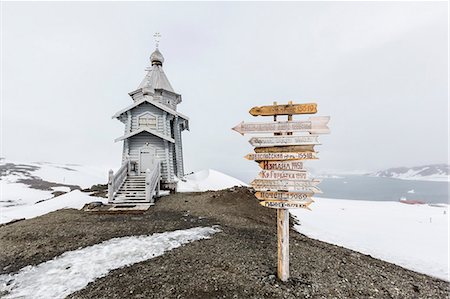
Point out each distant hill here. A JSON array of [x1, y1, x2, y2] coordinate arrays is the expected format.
[[370, 164, 449, 182]]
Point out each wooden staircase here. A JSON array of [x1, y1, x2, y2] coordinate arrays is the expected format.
[[108, 160, 161, 206], [114, 176, 147, 203]]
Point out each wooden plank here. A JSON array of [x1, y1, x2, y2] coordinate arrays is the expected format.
[[232, 116, 330, 135], [255, 145, 315, 153], [249, 103, 317, 116], [262, 200, 313, 209], [258, 160, 304, 171], [249, 135, 320, 147], [251, 178, 321, 188], [255, 191, 313, 201], [258, 170, 308, 180], [245, 152, 318, 161], [277, 208, 289, 282]]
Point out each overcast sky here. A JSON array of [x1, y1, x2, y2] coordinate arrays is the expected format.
[[1, 2, 448, 182]]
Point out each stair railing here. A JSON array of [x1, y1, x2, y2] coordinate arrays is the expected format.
[[145, 162, 161, 203], [108, 159, 130, 201]]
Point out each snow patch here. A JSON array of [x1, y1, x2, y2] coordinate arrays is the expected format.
[[177, 169, 247, 192], [291, 198, 449, 281], [0, 226, 221, 299], [0, 190, 106, 224]]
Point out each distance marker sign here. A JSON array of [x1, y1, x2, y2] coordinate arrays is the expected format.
[[259, 200, 313, 210], [232, 116, 330, 135], [249, 103, 317, 116]]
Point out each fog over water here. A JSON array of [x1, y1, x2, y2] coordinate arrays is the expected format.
[[2, 2, 448, 181]]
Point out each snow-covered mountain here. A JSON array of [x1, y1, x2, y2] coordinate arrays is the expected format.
[[370, 164, 449, 182]]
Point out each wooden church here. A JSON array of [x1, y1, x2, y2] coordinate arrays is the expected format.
[[107, 43, 189, 205]]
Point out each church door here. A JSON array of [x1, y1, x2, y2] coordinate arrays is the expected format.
[[139, 145, 156, 175]]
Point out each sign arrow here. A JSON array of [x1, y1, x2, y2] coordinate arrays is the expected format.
[[258, 160, 304, 171], [259, 200, 313, 210], [232, 116, 330, 135], [254, 145, 315, 153], [245, 152, 318, 161], [258, 170, 308, 180], [255, 191, 314, 201], [249, 135, 320, 147], [251, 178, 321, 188], [249, 103, 317, 116]]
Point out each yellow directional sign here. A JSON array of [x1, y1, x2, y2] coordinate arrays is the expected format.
[[259, 200, 313, 210], [258, 170, 308, 180], [258, 160, 304, 171], [255, 191, 313, 201], [249, 103, 317, 116]]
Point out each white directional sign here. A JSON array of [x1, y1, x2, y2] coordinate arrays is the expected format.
[[232, 116, 330, 135], [245, 152, 318, 161], [251, 178, 321, 188], [260, 200, 313, 210], [259, 160, 304, 171], [253, 185, 322, 193], [258, 170, 308, 180], [249, 135, 320, 147]]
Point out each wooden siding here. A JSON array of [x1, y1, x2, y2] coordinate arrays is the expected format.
[[126, 132, 174, 182]]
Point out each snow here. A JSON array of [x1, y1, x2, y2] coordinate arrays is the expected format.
[[177, 169, 247, 192], [1, 159, 107, 215], [0, 226, 221, 299], [291, 197, 449, 281], [0, 182, 54, 208], [31, 162, 106, 188], [0, 190, 106, 224]]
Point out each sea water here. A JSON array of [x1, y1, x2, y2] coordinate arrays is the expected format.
[[317, 175, 449, 204]]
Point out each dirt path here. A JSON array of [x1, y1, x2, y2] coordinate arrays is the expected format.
[[1, 187, 448, 298]]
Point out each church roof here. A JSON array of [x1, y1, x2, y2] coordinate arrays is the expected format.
[[137, 48, 174, 92], [115, 127, 175, 143], [112, 98, 189, 122]]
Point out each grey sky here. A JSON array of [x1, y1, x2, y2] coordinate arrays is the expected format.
[[1, 2, 448, 182]]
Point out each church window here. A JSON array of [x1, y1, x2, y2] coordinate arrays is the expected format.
[[138, 112, 158, 130]]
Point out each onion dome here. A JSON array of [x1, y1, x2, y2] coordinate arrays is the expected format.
[[150, 48, 164, 66]]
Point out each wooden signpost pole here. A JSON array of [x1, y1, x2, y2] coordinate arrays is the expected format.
[[277, 101, 291, 282]]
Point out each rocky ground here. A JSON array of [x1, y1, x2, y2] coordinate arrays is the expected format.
[[1, 187, 449, 298]]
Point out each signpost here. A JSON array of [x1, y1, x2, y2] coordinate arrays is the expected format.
[[249, 103, 317, 116], [249, 135, 320, 147], [255, 191, 313, 201], [258, 170, 308, 180], [244, 152, 318, 161], [260, 200, 313, 209], [258, 160, 304, 171], [232, 101, 330, 282], [232, 116, 330, 135]]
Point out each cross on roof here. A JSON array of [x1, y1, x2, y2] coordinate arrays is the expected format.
[[153, 32, 161, 48]]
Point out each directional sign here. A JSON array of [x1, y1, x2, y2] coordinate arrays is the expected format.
[[260, 200, 313, 210], [251, 178, 321, 188], [258, 170, 308, 180], [259, 160, 304, 171], [249, 103, 317, 116], [245, 152, 318, 161], [255, 191, 313, 201], [232, 116, 330, 135], [253, 185, 322, 193], [249, 135, 320, 147], [255, 145, 315, 153]]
